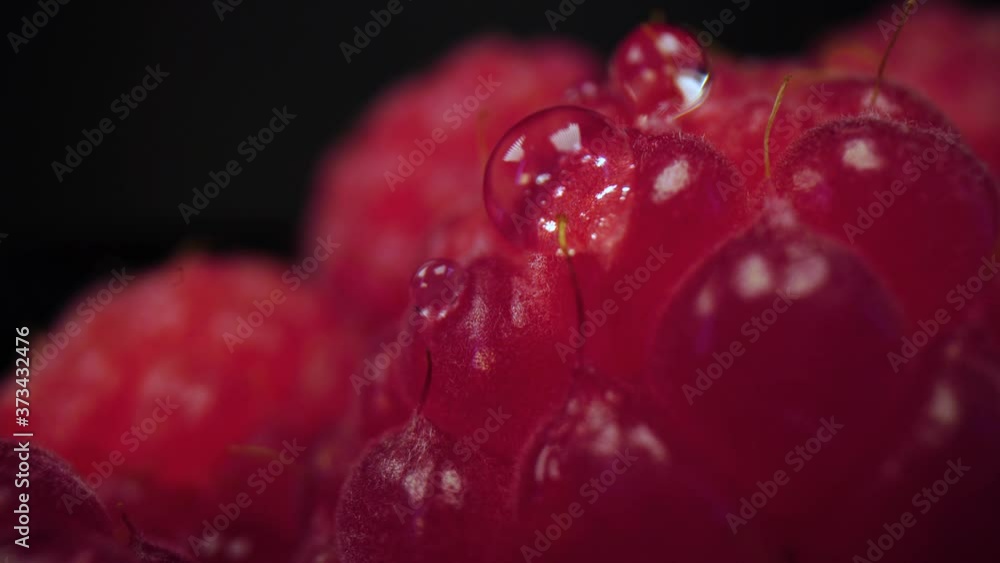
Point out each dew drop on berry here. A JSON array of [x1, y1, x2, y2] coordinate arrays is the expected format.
[[484, 106, 635, 259], [610, 23, 710, 130], [410, 258, 468, 321]]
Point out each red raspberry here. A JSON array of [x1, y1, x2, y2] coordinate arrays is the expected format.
[[9, 254, 358, 561]]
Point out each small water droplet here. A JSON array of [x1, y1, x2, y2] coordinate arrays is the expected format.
[[610, 23, 711, 130], [484, 106, 635, 258], [409, 259, 468, 321]]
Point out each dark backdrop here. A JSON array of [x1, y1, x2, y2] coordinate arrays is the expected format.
[[2, 0, 994, 329]]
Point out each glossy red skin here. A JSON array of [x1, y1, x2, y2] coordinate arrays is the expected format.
[[609, 23, 710, 131], [794, 324, 1000, 562], [773, 117, 999, 326], [511, 374, 774, 563], [8, 255, 358, 561], [336, 415, 513, 563], [817, 3, 1000, 175], [583, 131, 757, 379], [647, 218, 924, 516], [305, 37, 600, 328], [411, 253, 577, 459]]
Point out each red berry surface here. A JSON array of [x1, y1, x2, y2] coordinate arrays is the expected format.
[[772, 117, 999, 324], [817, 3, 1000, 174], [648, 217, 922, 514], [335, 415, 513, 563], [512, 373, 771, 562], [9, 255, 357, 561], [585, 131, 756, 378], [409, 254, 577, 458], [681, 72, 952, 188], [15, 7, 1000, 563], [783, 77, 952, 132], [677, 55, 808, 175], [795, 323, 1000, 562]]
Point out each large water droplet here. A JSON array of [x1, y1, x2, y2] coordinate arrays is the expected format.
[[610, 23, 711, 130], [410, 259, 468, 321], [484, 106, 635, 258]]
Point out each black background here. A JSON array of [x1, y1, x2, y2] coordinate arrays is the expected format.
[[2, 0, 996, 330]]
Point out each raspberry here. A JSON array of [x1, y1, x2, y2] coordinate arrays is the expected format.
[[10, 254, 357, 561], [18, 6, 1000, 562]]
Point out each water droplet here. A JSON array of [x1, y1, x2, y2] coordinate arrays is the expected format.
[[610, 23, 710, 130], [484, 106, 635, 258], [410, 259, 467, 321]]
